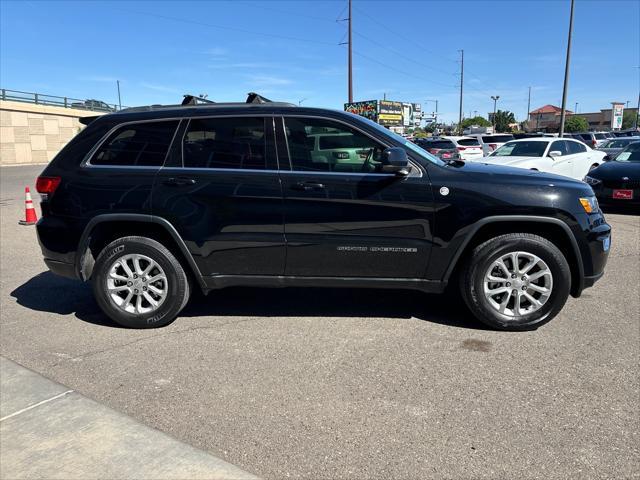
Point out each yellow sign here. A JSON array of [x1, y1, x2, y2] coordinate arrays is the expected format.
[[378, 113, 402, 121]]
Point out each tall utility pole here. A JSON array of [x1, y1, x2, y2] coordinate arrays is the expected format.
[[116, 80, 122, 110], [574, 102, 578, 113], [559, 0, 575, 137], [458, 49, 464, 134], [526, 86, 531, 125], [347, 0, 353, 103], [491, 95, 500, 129]]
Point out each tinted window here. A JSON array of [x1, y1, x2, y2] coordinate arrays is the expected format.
[[595, 133, 607, 140], [492, 141, 547, 157], [183, 117, 269, 169], [457, 138, 480, 146], [567, 140, 586, 154], [284, 117, 385, 173], [482, 135, 514, 143], [579, 134, 592, 141], [419, 140, 455, 149], [549, 140, 569, 156], [92, 121, 178, 166]]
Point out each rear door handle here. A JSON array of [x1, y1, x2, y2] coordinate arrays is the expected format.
[[291, 181, 325, 191], [163, 177, 196, 186]]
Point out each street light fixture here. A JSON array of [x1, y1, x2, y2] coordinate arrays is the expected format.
[[491, 95, 500, 130]]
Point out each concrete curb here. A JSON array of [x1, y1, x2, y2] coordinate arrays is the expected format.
[[0, 357, 259, 480]]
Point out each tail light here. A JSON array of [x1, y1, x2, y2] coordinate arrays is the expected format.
[[592, 140, 597, 148], [457, 146, 466, 151], [488, 143, 498, 150], [36, 176, 61, 196], [429, 148, 441, 154]]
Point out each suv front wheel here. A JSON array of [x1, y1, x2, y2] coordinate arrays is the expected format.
[[92, 236, 190, 328], [460, 233, 571, 330]]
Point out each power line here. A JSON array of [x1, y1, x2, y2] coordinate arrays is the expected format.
[[353, 30, 456, 79], [352, 48, 456, 90], [112, 7, 338, 47]]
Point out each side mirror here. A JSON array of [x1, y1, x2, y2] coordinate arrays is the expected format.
[[548, 150, 562, 158], [381, 147, 411, 176]]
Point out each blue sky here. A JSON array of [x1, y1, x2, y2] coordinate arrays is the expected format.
[[1, 0, 638, 123]]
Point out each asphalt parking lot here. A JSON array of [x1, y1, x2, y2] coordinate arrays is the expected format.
[[1, 164, 638, 479]]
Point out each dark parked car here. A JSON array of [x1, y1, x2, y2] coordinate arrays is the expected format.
[[597, 137, 638, 160], [71, 99, 116, 112], [585, 141, 640, 211], [35, 94, 610, 331], [414, 138, 461, 161]]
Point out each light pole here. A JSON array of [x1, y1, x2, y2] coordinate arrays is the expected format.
[[491, 95, 500, 130], [558, 0, 575, 137], [574, 102, 578, 114], [116, 80, 122, 110], [298, 98, 308, 106]]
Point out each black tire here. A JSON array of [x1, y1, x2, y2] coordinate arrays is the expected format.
[[459, 233, 571, 331], [92, 236, 190, 328]]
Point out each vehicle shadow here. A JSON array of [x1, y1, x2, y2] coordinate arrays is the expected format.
[[601, 205, 639, 216], [10, 271, 488, 331]]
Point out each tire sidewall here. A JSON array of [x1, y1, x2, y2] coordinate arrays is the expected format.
[[469, 237, 570, 330], [93, 239, 186, 328]]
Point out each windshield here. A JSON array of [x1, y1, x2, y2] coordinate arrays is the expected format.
[[616, 142, 640, 162], [351, 113, 445, 165], [602, 139, 634, 149], [490, 141, 548, 157]]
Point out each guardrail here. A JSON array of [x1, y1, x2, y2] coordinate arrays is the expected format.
[[0, 88, 123, 112]]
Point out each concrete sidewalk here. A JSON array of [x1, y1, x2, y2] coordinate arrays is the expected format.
[[0, 356, 258, 479]]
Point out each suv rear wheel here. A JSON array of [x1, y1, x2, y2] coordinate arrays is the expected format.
[[460, 233, 571, 330], [92, 236, 190, 328]]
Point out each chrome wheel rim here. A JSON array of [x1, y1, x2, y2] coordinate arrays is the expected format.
[[483, 251, 553, 318], [106, 254, 168, 314]]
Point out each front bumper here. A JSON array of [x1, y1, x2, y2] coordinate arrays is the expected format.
[[570, 210, 611, 297]]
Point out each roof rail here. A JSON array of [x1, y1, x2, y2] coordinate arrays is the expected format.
[[246, 92, 272, 104]]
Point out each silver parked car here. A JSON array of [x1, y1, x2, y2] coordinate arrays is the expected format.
[[597, 137, 639, 160]]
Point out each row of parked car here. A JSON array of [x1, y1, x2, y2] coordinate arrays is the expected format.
[[414, 131, 639, 211]]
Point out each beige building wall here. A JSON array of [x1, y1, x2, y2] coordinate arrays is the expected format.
[[0, 100, 104, 165]]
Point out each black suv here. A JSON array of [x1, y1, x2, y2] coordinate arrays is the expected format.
[[35, 94, 611, 330]]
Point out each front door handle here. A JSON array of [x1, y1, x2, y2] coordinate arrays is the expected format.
[[163, 177, 196, 186], [291, 181, 325, 191]]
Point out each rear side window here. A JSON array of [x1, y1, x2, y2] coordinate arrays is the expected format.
[[482, 135, 514, 143], [91, 121, 179, 167], [579, 134, 592, 141], [457, 138, 480, 146], [595, 133, 607, 140], [183, 117, 270, 169]]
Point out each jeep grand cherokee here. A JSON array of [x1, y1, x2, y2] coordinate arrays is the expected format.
[[35, 94, 611, 330]]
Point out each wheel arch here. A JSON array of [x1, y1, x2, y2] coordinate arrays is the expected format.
[[75, 214, 206, 291], [444, 216, 585, 297]]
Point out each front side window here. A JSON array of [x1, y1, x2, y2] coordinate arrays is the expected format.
[[549, 140, 569, 156], [284, 117, 386, 173], [91, 120, 179, 166], [183, 117, 270, 169], [567, 140, 587, 154]]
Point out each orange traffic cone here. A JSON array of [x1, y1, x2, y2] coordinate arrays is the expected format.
[[19, 186, 38, 225]]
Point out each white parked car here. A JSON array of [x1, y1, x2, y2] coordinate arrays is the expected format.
[[439, 136, 484, 161], [473, 137, 606, 180], [466, 133, 515, 156]]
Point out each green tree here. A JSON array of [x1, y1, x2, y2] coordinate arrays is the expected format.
[[424, 122, 438, 133], [622, 110, 638, 129], [494, 110, 516, 132], [564, 115, 589, 132], [461, 116, 491, 129]]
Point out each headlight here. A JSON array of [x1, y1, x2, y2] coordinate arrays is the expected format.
[[579, 196, 599, 214], [583, 175, 602, 186]]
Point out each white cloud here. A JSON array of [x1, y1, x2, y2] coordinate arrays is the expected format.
[[245, 75, 293, 87], [140, 82, 180, 93]]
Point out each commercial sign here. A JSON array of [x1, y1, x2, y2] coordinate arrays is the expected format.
[[611, 102, 624, 130], [344, 100, 377, 121], [377, 100, 403, 126]]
